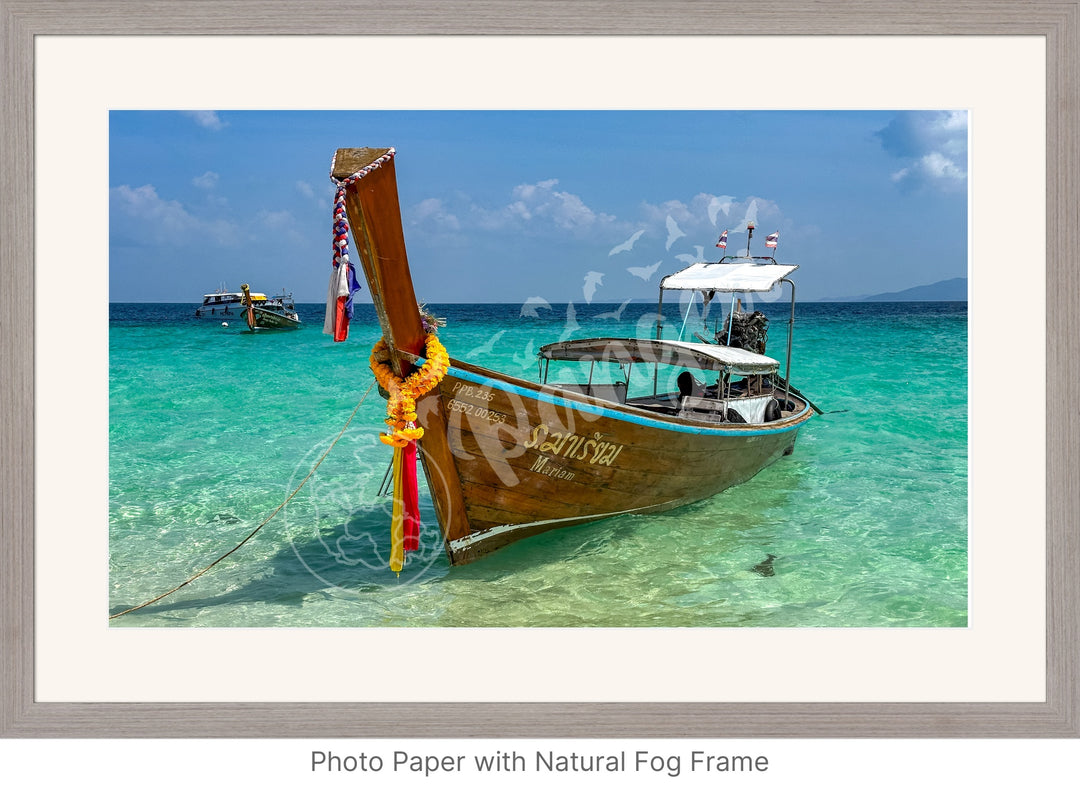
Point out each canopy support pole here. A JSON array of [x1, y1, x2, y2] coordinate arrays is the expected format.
[[655, 288, 664, 340], [725, 294, 737, 345], [654, 288, 664, 395], [677, 292, 695, 341], [780, 278, 796, 406]]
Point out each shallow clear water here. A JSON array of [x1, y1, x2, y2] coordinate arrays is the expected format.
[[109, 300, 967, 627]]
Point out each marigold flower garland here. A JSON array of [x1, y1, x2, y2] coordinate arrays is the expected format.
[[369, 332, 450, 447], [369, 329, 449, 573]]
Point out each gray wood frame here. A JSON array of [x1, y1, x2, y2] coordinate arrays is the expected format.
[[2, 0, 1076, 738]]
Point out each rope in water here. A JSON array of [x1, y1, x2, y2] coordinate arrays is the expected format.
[[108, 380, 376, 620]]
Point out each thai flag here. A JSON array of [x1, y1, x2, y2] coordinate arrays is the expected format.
[[765, 231, 779, 249], [716, 230, 728, 249]]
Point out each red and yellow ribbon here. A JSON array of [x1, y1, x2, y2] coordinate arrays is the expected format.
[[387, 441, 422, 574], [389, 443, 405, 572], [370, 331, 448, 571]]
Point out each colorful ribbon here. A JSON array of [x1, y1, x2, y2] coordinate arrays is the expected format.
[[324, 149, 395, 341], [390, 445, 405, 573], [389, 440, 421, 573], [403, 441, 420, 553]]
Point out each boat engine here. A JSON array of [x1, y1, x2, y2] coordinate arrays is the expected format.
[[718, 310, 769, 354]]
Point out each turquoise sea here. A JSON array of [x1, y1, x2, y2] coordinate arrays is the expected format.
[[108, 300, 968, 627]]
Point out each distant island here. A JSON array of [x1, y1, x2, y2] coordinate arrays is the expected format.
[[820, 277, 967, 302]]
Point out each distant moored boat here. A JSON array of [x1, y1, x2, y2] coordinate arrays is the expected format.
[[239, 284, 301, 331], [194, 284, 265, 317]]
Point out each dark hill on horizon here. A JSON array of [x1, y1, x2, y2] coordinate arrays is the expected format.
[[820, 277, 967, 302]]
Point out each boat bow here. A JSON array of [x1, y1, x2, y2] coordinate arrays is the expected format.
[[331, 147, 473, 560]]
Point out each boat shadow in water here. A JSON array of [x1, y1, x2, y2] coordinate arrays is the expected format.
[[437, 456, 812, 584], [108, 504, 453, 620]]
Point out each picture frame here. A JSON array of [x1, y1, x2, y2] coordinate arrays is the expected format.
[[2, 0, 1077, 738]]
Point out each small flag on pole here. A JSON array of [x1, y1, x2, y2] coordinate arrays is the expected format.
[[716, 230, 728, 249], [765, 231, 779, 249]]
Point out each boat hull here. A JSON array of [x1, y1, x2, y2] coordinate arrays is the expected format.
[[195, 303, 239, 317], [248, 306, 301, 330], [420, 360, 810, 563]]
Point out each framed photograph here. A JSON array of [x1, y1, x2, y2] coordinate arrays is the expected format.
[[2, 1, 1077, 739]]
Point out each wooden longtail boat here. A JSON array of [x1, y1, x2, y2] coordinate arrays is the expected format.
[[239, 284, 302, 330], [330, 147, 814, 565]]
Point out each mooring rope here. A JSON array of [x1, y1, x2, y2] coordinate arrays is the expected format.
[[108, 380, 376, 620]]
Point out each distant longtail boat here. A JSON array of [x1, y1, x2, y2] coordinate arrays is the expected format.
[[329, 147, 814, 565]]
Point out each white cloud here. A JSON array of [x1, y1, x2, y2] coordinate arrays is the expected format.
[[921, 151, 965, 180], [650, 196, 791, 258], [411, 197, 460, 231], [401, 177, 789, 263], [255, 208, 307, 243], [413, 181, 766, 250], [185, 111, 226, 130], [877, 111, 968, 191], [741, 199, 760, 229], [641, 196, 780, 241], [705, 194, 735, 225], [111, 183, 237, 245], [505, 179, 614, 231], [506, 200, 532, 222], [257, 209, 294, 227], [889, 153, 964, 191], [192, 171, 219, 190], [447, 179, 617, 236], [113, 184, 195, 232], [515, 179, 558, 200], [939, 110, 967, 131], [641, 198, 693, 226]]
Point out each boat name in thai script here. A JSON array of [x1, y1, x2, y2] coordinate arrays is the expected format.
[[523, 425, 624, 467]]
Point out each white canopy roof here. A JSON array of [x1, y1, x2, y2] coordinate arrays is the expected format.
[[660, 258, 798, 293], [539, 337, 779, 375]]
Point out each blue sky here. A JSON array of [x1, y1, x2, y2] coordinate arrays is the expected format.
[[109, 110, 967, 303]]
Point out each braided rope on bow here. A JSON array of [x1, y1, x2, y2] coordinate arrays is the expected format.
[[328, 148, 396, 274]]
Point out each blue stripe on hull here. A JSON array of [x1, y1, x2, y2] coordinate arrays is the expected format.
[[445, 365, 811, 437]]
